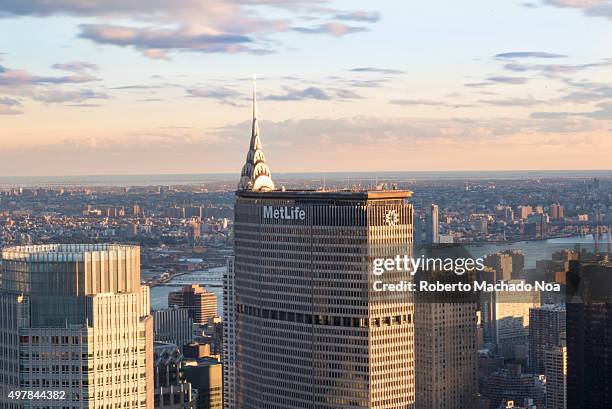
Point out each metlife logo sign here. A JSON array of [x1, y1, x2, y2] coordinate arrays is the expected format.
[[263, 205, 306, 221]]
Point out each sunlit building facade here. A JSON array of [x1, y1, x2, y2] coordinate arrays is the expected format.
[[0, 244, 154, 409]]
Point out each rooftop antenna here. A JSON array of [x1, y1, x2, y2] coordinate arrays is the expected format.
[[252, 72, 257, 120]]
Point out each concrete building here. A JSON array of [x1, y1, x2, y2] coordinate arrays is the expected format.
[[225, 79, 415, 409], [550, 204, 564, 220], [153, 307, 194, 351], [481, 365, 545, 409], [545, 344, 567, 409], [153, 342, 194, 409], [528, 304, 565, 374], [0, 244, 154, 409], [415, 299, 478, 408], [483, 252, 514, 282], [414, 249, 479, 409], [168, 285, 217, 325], [426, 204, 439, 244], [566, 259, 612, 409], [222, 257, 235, 409], [182, 358, 223, 409], [480, 280, 540, 359]]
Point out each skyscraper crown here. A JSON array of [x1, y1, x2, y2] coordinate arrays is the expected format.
[[238, 75, 275, 191]]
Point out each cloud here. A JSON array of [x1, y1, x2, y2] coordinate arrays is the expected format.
[[0, 96, 22, 114], [293, 22, 368, 36], [79, 24, 257, 57], [495, 51, 567, 59], [1, 114, 607, 175], [349, 67, 404, 75], [334, 11, 380, 22], [32, 89, 110, 103], [544, 0, 612, 20], [0, 1, 366, 58], [487, 76, 529, 84], [501, 59, 612, 79], [479, 96, 546, 107], [464, 82, 493, 88], [186, 86, 245, 106], [0, 65, 98, 86], [51, 61, 98, 73], [560, 80, 612, 103], [0, 0, 319, 18], [265, 86, 330, 101], [334, 89, 363, 99], [531, 102, 612, 120], [389, 99, 474, 108]]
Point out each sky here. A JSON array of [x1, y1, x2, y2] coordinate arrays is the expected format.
[[1, 0, 612, 176]]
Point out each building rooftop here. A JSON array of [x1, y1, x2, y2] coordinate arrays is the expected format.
[[236, 189, 413, 201]]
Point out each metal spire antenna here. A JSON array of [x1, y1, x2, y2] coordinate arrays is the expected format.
[[253, 73, 257, 120]]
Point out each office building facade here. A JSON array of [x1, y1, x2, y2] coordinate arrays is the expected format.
[[153, 342, 194, 409], [426, 204, 439, 244], [528, 304, 565, 374], [0, 244, 154, 409], [168, 285, 217, 325], [153, 307, 194, 351]]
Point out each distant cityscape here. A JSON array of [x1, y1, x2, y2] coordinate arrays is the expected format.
[[0, 91, 611, 409]]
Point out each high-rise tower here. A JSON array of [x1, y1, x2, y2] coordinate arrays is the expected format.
[[223, 81, 415, 409], [0, 244, 154, 409], [426, 204, 439, 244]]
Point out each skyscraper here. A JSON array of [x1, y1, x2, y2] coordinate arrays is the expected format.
[[426, 204, 439, 244], [528, 304, 565, 374], [480, 280, 540, 359], [153, 307, 194, 351], [0, 244, 154, 409], [224, 80, 415, 409], [413, 247, 479, 409], [183, 358, 223, 409], [168, 285, 218, 325], [550, 204, 564, 220], [545, 341, 567, 409], [566, 259, 612, 409], [222, 257, 236, 409]]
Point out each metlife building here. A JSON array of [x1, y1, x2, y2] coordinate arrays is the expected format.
[[231, 189, 415, 409]]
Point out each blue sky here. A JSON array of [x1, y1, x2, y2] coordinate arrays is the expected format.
[[1, 0, 612, 175]]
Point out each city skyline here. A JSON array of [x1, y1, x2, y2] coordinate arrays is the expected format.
[[1, 1, 612, 175]]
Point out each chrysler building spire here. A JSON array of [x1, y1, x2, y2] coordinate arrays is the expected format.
[[238, 74, 275, 191]]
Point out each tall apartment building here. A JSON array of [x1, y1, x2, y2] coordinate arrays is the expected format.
[[414, 250, 479, 409], [481, 365, 545, 409], [0, 244, 154, 409], [566, 260, 612, 409], [183, 358, 223, 409], [480, 280, 540, 358], [426, 204, 439, 244], [415, 301, 478, 409], [222, 256, 235, 409], [550, 204, 564, 220], [483, 252, 514, 281], [153, 307, 194, 350], [528, 304, 565, 374], [545, 343, 567, 409], [168, 285, 217, 325], [224, 80, 415, 409], [153, 342, 194, 409]]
